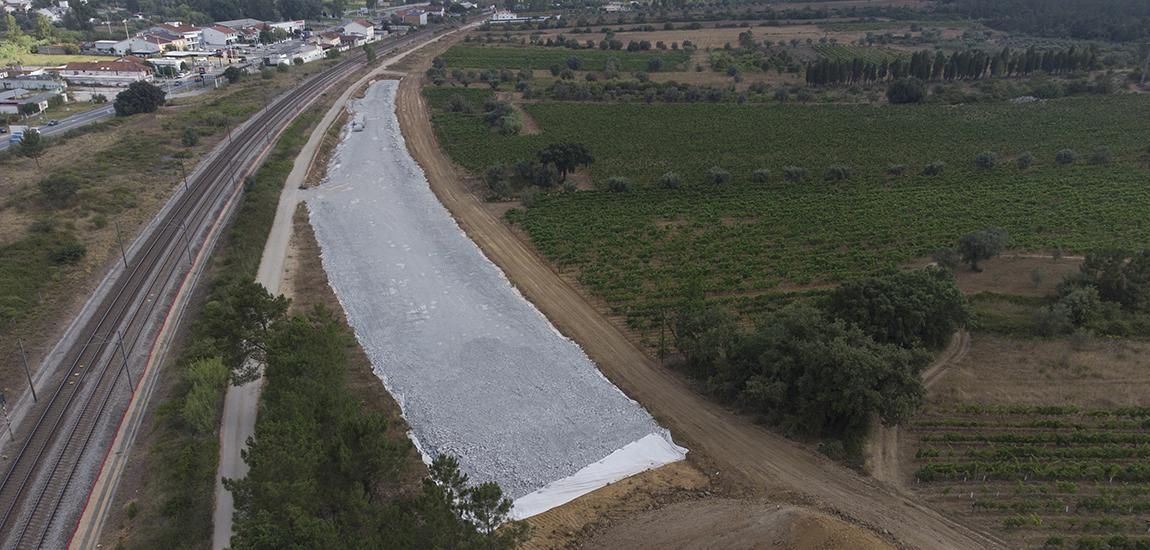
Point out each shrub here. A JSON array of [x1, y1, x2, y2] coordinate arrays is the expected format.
[[657, 172, 681, 189], [520, 186, 541, 207], [223, 66, 243, 83], [823, 165, 851, 181], [276, 63, 289, 73], [886, 78, 925, 104], [783, 166, 807, 182], [607, 176, 632, 192], [886, 164, 907, 176], [932, 248, 960, 271], [293, 57, 304, 65], [50, 243, 87, 264], [260, 68, 274, 80], [750, 169, 770, 183], [706, 166, 731, 185], [1055, 148, 1077, 165], [1016, 152, 1035, 170], [182, 127, 199, 147], [38, 174, 81, 208], [1089, 146, 1111, 165], [922, 161, 946, 176], [974, 151, 997, 169]]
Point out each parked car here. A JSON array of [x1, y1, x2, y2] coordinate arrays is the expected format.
[[0, 127, 7, 134]]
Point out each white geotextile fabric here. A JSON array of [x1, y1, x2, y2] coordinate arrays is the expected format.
[[306, 80, 685, 513], [510, 432, 688, 519]]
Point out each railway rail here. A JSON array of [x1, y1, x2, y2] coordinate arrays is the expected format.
[[0, 27, 443, 548]]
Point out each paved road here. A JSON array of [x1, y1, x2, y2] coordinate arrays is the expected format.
[[0, 79, 209, 151]]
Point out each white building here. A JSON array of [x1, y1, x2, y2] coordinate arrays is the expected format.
[[154, 23, 203, 50], [60, 58, 153, 87], [489, 9, 516, 22], [2, 0, 32, 13], [268, 19, 305, 34], [342, 19, 375, 40], [201, 24, 240, 47]]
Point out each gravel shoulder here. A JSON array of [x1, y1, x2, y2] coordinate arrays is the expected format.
[[395, 44, 1006, 550]]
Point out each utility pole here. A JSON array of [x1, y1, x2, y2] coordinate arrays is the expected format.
[[17, 339, 35, 403], [116, 330, 134, 390], [179, 160, 189, 192], [114, 219, 128, 268]]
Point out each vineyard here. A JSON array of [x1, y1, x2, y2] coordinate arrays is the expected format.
[[438, 44, 691, 72], [426, 92, 1150, 326], [910, 404, 1150, 548], [811, 43, 904, 63]]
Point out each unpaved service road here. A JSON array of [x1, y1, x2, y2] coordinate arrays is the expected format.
[[394, 66, 1006, 550]]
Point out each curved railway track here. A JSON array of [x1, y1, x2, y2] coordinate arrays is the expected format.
[[0, 30, 440, 547]]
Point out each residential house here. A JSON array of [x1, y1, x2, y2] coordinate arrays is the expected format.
[[154, 22, 203, 50], [315, 32, 342, 48], [401, 9, 427, 26], [112, 34, 181, 56], [268, 20, 305, 34], [342, 19, 375, 40], [2, 0, 31, 13], [60, 57, 153, 87], [201, 24, 240, 48], [489, 9, 517, 22]]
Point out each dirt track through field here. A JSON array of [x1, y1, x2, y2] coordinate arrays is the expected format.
[[395, 54, 1004, 549], [868, 330, 971, 488]]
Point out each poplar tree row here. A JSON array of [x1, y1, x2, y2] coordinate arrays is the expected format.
[[806, 45, 1100, 86]]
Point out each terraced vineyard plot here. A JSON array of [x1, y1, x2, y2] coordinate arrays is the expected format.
[[811, 43, 904, 63], [440, 44, 690, 72], [911, 405, 1150, 548]]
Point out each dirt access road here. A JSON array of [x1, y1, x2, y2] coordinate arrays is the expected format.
[[394, 48, 1005, 550]]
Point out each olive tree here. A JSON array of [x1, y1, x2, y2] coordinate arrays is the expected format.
[[958, 228, 1009, 272]]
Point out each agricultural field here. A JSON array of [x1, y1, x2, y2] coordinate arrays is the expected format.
[[427, 91, 1150, 325], [439, 43, 691, 72], [910, 405, 1150, 548], [811, 43, 904, 63]]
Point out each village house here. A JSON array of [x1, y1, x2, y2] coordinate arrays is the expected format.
[[399, 9, 427, 26], [342, 19, 375, 40], [201, 24, 240, 48], [153, 22, 204, 50]]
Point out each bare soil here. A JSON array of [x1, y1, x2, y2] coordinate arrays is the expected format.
[[395, 34, 1005, 550], [930, 333, 1150, 409], [906, 254, 1083, 297], [583, 499, 895, 550]]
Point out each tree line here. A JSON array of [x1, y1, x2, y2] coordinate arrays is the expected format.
[[947, 0, 1150, 43], [667, 267, 968, 462], [226, 301, 528, 549], [806, 45, 1100, 86]]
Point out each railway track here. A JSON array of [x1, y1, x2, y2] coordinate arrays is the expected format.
[[0, 29, 440, 547]]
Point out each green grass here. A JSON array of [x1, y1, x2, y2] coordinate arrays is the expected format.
[[440, 44, 691, 72], [428, 92, 1150, 324]]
